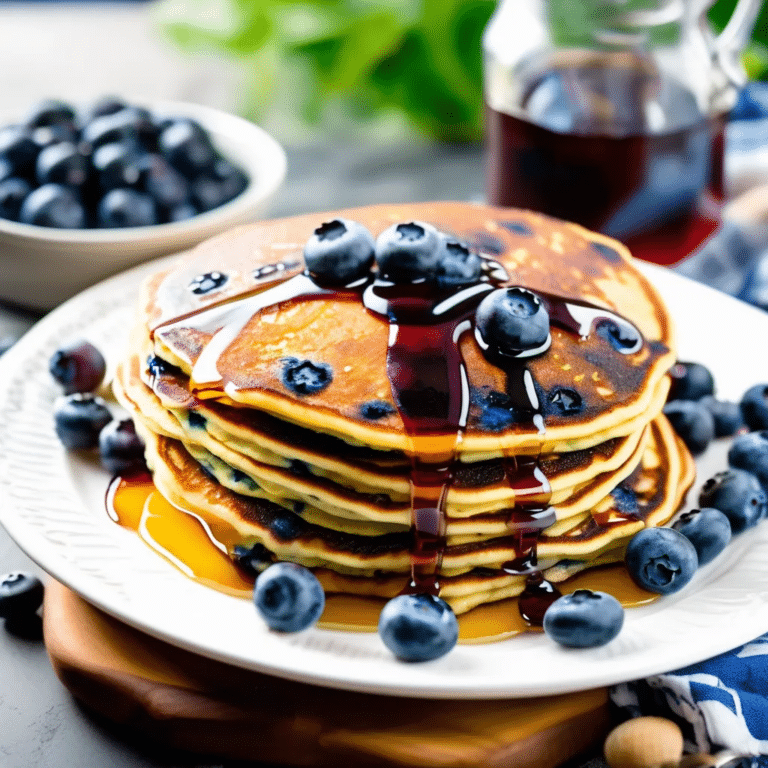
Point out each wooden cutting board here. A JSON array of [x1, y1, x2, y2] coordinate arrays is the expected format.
[[43, 580, 612, 767]]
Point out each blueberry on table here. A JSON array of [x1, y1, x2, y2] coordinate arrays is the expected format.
[[375, 221, 442, 281], [159, 119, 217, 178], [49, 339, 106, 394], [475, 287, 551, 358], [700, 468, 767, 533], [99, 418, 146, 475], [54, 393, 112, 450], [91, 142, 143, 192], [700, 396, 745, 437], [253, 562, 325, 632], [625, 527, 698, 594], [97, 188, 158, 228], [0, 572, 44, 620], [0, 177, 31, 221], [378, 593, 459, 661], [19, 183, 86, 228], [36, 142, 89, 188], [542, 589, 624, 648], [667, 361, 715, 402], [662, 400, 715, 456], [740, 384, 768, 431], [435, 237, 483, 287], [672, 508, 732, 565], [728, 431, 768, 490], [303, 218, 375, 285]]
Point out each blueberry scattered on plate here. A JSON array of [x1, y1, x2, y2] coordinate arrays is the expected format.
[[542, 589, 624, 648], [53, 393, 113, 450], [624, 527, 698, 595], [49, 339, 106, 394], [663, 399, 715, 455], [667, 361, 715, 402], [253, 562, 325, 632], [700, 396, 745, 438], [740, 384, 768, 432], [99, 418, 146, 475], [728, 431, 768, 490], [672, 508, 732, 565]]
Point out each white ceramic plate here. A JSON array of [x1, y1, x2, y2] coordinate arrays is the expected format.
[[1, 260, 768, 699]]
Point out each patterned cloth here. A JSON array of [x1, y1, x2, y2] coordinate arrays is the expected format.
[[612, 635, 768, 765]]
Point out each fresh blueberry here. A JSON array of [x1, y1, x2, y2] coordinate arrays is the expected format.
[[728, 431, 768, 490], [25, 99, 77, 130], [146, 354, 181, 378], [0, 177, 31, 221], [375, 221, 442, 282], [190, 158, 247, 212], [159, 119, 217, 178], [36, 142, 89, 188], [475, 287, 550, 358], [542, 589, 624, 648], [595, 320, 642, 352], [85, 95, 129, 122], [233, 543, 273, 575], [435, 237, 483, 287], [547, 387, 583, 416], [188, 271, 228, 295], [0, 125, 39, 178], [49, 339, 106, 394], [624, 527, 698, 594], [80, 110, 139, 151], [281, 358, 333, 396], [99, 418, 146, 475], [0, 572, 44, 620], [378, 593, 459, 661], [167, 202, 198, 222], [731, 82, 768, 121], [303, 218, 376, 285], [54, 393, 113, 450], [19, 184, 86, 228], [360, 400, 396, 420], [740, 384, 768, 431], [113, 106, 159, 149], [140, 153, 190, 212], [667, 361, 715, 401], [268, 508, 305, 541], [700, 396, 745, 437], [672, 508, 732, 565], [700, 468, 767, 532], [91, 142, 143, 192], [662, 400, 715, 456], [253, 562, 325, 632], [97, 188, 157, 228]]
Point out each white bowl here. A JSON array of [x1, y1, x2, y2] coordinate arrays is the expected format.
[[0, 100, 287, 311]]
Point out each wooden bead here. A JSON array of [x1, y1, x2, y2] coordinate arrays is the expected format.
[[604, 716, 684, 768]]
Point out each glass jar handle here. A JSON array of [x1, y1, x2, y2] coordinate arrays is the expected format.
[[715, 0, 762, 88]]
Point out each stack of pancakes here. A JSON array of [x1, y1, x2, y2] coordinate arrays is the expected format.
[[114, 202, 694, 615]]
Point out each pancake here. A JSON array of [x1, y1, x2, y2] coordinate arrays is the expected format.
[[113, 201, 693, 618]]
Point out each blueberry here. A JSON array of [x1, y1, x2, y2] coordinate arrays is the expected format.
[[0, 125, 39, 178], [268, 508, 305, 541], [113, 106, 159, 150], [731, 82, 768, 121], [740, 384, 768, 431], [624, 527, 698, 594], [728, 431, 768, 490], [99, 418, 146, 475], [360, 400, 396, 420], [25, 99, 77, 130], [673, 508, 732, 565], [474, 388, 516, 431], [435, 237, 483, 287], [167, 202, 197, 222], [547, 387, 583, 416], [233, 543, 273, 575], [475, 287, 550, 358], [610, 484, 639, 517], [303, 218, 376, 285], [542, 589, 624, 648], [663, 400, 715, 456], [190, 158, 247, 212], [667, 361, 715, 402], [49, 339, 106, 394], [97, 188, 157, 228], [700, 396, 745, 437], [188, 411, 206, 429], [140, 154, 190, 212], [91, 142, 143, 192], [375, 221, 442, 281], [36, 142, 89, 188], [81, 110, 139, 151], [700, 468, 767, 532], [19, 184, 86, 228], [54, 393, 113, 450], [85, 95, 129, 122], [281, 358, 333, 396], [595, 320, 642, 352], [159, 119, 217, 178], [189, 271, 228, 295], [146, 354, 180, 378], [0, 177, 31, 221], [378, 593, 459, 661], [253, 562, 325, 632], [0, 572, 44, 620]]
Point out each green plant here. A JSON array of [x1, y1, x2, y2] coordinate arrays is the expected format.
[[156, 0, 767, 142]]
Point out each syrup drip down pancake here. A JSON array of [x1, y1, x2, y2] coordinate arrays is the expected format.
[[114, 202, 690, 620]]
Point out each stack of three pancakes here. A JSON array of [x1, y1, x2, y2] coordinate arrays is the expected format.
[[114, 202, 694, 615]]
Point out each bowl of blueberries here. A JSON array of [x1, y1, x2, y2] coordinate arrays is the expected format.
[[0, 96, 287, 311]]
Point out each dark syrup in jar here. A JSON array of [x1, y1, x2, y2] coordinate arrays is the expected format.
[[485, 66, 725, 266]]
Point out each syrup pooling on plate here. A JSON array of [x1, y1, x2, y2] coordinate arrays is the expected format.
[[146, 217, 646, 623]]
